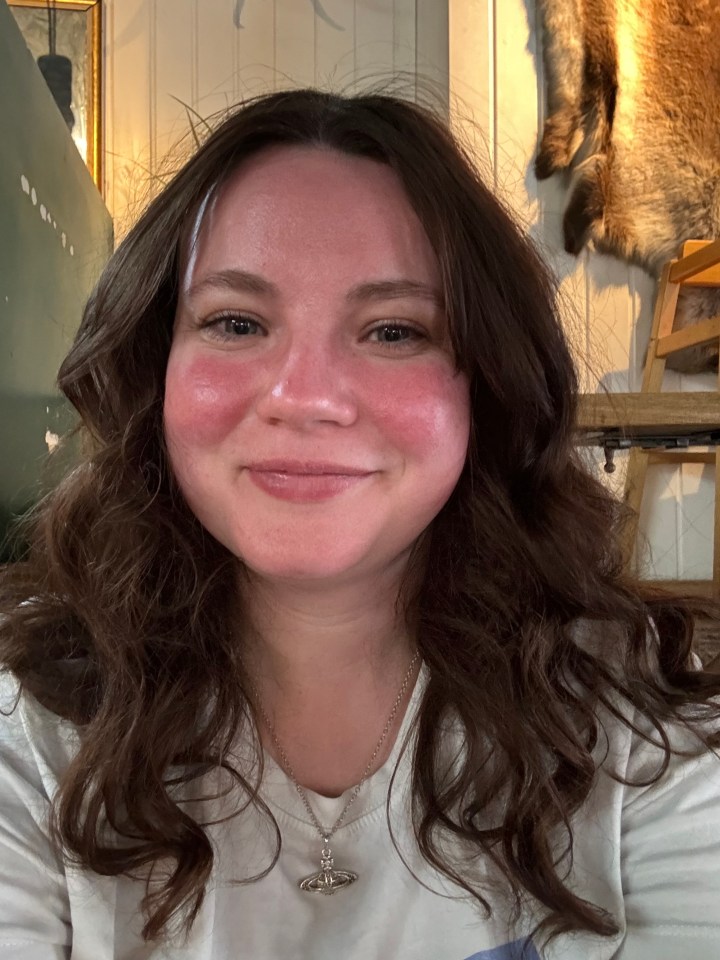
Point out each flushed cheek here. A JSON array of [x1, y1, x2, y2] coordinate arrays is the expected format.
[[164, 353, 258, 447], [361, 363, 470, 459]]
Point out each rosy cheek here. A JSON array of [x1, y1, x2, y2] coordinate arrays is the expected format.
[[359, 362, 470, 455], [164, 353, 256, 446]]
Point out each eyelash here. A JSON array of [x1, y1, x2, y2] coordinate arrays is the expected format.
[[200, 312, 427, 347]]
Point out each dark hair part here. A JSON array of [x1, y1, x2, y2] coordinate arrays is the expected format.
[[2, 88, 719, 953]]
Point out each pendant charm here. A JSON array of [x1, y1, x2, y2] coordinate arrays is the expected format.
[[299, 837, 358, 895]]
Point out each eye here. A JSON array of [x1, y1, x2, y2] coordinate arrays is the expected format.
[[202, 312, 265, 341], [366, 323, 425, 346]]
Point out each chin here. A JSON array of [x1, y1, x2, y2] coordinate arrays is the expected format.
[[229, 542, 375, 584]]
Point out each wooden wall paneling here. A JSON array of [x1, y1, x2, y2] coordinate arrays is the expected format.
[[584, 255, 634, 393], [415, 0, 448, 110], [233, 0, 277, 98], [448, 0, 492, 172], [353, 1, 396, 90], [628, 263, 653, 392], [637, 463, 681, 579], [197, 1, 237, 119], [274, 0, 315, 89], [392, 0, 416, 81], [676, 461, 714, 580], [104, 0, 153, 229], [491, 0, 537, 219], [314, 0, 355, 90], [152, 0, 196, 180]]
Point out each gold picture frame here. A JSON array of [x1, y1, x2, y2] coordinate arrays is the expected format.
[[8, 0, 102, 193]]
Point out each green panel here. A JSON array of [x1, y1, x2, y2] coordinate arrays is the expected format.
[[0, 0, 113, 557]]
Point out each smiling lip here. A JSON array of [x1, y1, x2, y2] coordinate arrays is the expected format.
[[245, 461, 374, 502]]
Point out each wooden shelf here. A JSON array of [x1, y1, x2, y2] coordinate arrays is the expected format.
[[577, 392, 720, 440], [641, 580, 716, 598]]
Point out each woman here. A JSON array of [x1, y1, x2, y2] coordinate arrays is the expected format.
[[1, 88, 719, 960]]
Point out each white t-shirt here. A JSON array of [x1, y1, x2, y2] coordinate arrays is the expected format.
[[1, 656, 719, 960]]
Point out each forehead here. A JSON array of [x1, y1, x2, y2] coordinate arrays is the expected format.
[[184, 145, 440, 291]]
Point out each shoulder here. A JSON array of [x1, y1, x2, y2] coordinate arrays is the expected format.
[[611, 703, 720, 948], [0, 669, 80, 802], [566, 618, 720, 857], [570, 614, 702, 664], [583, 626, 720, 877]]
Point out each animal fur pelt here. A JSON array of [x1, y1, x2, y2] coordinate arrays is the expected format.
[[536, 0, 720, 372]]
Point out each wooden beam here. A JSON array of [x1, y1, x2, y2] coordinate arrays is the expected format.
[[655, 316, 720, 357], [641, 580, 717, 598], [647, 451, 715, 464], [642, 263, 676, 392], [669, 238, 720, 285], [577, 392, 720, 436], [677, 240, 720, 286]]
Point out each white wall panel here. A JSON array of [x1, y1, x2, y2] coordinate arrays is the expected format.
[[492, 0, 537, 220], [197, 0, 237, 118], [314, 2, 354, 89], [677, 462, 714, 579], [354, 1, 394, 84], [104, 0, 449, 230], [393, 0, 417, 77], [448, 0, 490, 137], [105, 0, 153, 232], [275, 1, 316, 89], [153, 0, 195, 170], [585, 253, 635, 394], [232, 0, 276, 99], [415, 0, 448, 109]]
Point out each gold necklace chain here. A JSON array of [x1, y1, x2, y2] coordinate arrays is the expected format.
[[245, 649, 421, 895]]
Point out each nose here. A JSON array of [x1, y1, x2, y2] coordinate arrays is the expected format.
[[254, 337, 358, 429]]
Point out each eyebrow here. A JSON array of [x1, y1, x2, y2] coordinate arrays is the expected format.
[[185, 268, 444, 309]]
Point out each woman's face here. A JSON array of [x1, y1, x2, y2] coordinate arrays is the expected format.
[[164, 145, 470, 586]]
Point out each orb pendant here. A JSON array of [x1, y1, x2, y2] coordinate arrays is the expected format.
[[299, 842, 358, 894]]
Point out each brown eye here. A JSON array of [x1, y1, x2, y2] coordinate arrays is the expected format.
[[203, 313, 265, 341], [221, 315, 261, 336], [368, 324, 423, 344]]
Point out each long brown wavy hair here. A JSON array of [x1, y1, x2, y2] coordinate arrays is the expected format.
[[2, 88, 720, 954]]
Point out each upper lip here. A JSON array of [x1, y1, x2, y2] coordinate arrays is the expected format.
[[247, 460, 373, 475]]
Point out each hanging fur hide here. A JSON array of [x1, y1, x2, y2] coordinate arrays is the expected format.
[[536, 0, 720, 371]]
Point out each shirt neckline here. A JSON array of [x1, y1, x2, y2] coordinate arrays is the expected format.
[[257, 660, 430, 829]]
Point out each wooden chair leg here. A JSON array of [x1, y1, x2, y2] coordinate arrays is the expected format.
[[642, 262, 679, 392]]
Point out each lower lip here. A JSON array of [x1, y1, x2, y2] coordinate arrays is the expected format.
[[246, 469, 372, 502]]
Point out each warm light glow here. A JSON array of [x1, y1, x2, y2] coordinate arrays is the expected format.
[[615, 1, 645, 143], [72, 132, 87, 162]]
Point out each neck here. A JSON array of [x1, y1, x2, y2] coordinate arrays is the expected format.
[[239, 565, 416, 700], [236, 563, 423, 798]]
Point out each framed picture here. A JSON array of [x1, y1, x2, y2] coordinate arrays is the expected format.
[[8, 0, 102, 193]]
